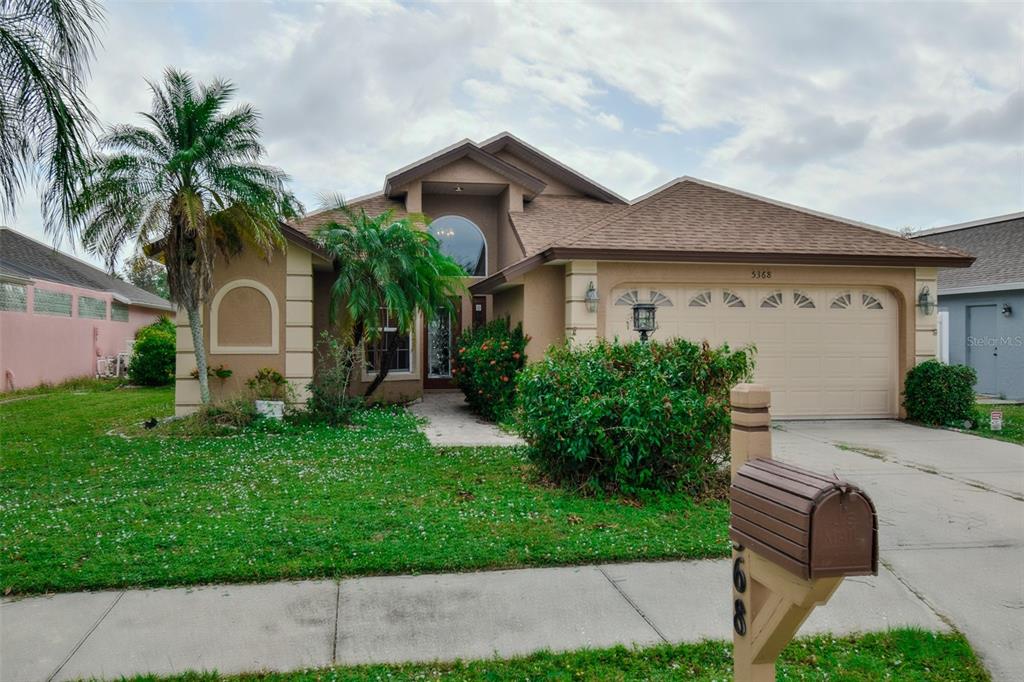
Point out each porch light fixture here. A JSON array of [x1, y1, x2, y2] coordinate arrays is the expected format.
[[631, 302, 657, 342], [584, 281, 599, 313], [1002, 303, 1013, 317], [916, 286, 935, 316]]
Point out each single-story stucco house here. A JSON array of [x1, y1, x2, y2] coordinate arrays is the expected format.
[[912, 212, 1023, 400], [173, 133, 973, 418], [0, 226, 173, 391]]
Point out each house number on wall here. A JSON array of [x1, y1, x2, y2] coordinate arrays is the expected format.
[[751, 269, 772, 279]]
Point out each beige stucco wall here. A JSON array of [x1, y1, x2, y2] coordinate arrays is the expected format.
[[493, 285, 524, 330], [175, 246, 289, 416], [521, 264, 566, 359], [914, 267, 939, 365]]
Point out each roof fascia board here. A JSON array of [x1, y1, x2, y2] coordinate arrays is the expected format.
[[479, 132, 628, 204], [911, 211, 1024, 237], [471, 246, 976, 294], [938, 281, 1024, 296]]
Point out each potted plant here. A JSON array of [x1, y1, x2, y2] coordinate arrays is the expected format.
[[247, 368, 291, 420]]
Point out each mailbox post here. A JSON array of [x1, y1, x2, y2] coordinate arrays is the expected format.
[[729, 384, 877, 682]]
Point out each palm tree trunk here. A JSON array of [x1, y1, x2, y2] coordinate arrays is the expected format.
[[364, 332, 399, 398], [186, 304, 211, 404]]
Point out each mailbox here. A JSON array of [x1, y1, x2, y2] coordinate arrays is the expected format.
[[729, 458, 877, 580]]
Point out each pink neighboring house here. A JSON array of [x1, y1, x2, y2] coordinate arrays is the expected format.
[[0, 227, 173, 391]]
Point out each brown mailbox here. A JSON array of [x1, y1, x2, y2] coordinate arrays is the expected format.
[[729, 459, 877, 580]]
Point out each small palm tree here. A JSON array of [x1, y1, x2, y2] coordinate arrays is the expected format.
[[314, 202, 466, 397], [69, 69, 301, 403], [0, 0, 103, 227]]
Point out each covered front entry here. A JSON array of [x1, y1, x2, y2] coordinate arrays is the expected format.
[[608, 285, 900, 418]]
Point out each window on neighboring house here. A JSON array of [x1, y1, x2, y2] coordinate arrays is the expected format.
[[33, 288, 72, 316], [111, 300, 130, 322], [365, 308, 412, 373], [0, 282, 27, 311], [78, 295, 107, 319]]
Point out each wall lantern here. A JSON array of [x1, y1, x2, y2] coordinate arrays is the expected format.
[[917, 285, 935, 316], [584, 281, 599, 313], [1002, 303, 1013, 317], [632, 302, 657, 342]]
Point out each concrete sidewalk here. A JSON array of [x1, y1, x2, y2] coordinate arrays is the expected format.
[[409, 391, 524, 447], [2, 559, 944, 682]]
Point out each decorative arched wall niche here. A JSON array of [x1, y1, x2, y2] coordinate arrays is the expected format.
[[210, 279, 280, 354]]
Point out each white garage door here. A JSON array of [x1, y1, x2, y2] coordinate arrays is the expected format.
[[608, 285, 898, 418]]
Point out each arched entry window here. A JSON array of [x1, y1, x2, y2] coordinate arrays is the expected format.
[[429, 215, 487, 277]]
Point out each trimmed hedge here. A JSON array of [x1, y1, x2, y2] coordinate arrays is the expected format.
[[516, 338, 754, 495], [903, 359, 977, 426], [452, 320, 528, 421], [128, 323, 175, 386]]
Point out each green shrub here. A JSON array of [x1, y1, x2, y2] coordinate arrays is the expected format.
[[246, 368, 292, 401], [903, 359, 977, 426], [516, 338, 754, 495], [452, 320, 529, 421], [301, 331, 363, 426], [143, 315, 175, 338], [127, 324, 175, 386]]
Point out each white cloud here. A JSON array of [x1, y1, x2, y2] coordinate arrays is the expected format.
[[10, 0, 1022, 266]]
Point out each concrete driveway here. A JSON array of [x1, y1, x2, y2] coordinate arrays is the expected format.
[[775, 420, 1023, 681]]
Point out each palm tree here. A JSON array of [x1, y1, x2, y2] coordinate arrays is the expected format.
[[313, 203, 466, 397], [1, 0, 103, 228], [69, 69, 301, 404]]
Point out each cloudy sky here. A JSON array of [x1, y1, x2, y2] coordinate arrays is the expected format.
[[13, 1, 1024, 265]]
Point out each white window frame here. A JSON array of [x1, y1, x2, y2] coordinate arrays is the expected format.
[[361, 308, 417, 380]]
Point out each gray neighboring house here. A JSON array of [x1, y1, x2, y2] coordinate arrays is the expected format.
[[913, 212, 1023, 399]]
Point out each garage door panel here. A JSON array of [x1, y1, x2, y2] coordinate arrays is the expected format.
[[608, 283, 898, 418]]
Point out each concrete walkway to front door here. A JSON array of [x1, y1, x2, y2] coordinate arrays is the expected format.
[[409, 391, 524, 447], [1, 558, 944, 682]]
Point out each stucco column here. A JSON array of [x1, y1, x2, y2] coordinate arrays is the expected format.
[[564, 260, 598, 346], [285, 247, 314, 405], [174, 307, 201, 417], [915, 267, 938, 365]]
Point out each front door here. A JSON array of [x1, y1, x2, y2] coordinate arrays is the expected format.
[[423, 300, 461, 389], [967, 304, 998, 394]]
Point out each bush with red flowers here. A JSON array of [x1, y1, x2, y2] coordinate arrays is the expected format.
[[452, 320, 528, 421]]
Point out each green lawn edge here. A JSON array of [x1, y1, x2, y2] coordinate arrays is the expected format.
[[1, 385, 729, 595], [107, 630, 989, 682]]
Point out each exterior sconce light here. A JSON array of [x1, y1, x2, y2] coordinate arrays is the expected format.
[[917, 286, 935, 316], [584, 281, 599, 313], [631, 302, 657, 342], [1002, 303, 1013, 317]]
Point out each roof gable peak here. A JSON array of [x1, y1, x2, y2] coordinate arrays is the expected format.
[[383, 138, 546, 199], [478, 132, 628, 205]]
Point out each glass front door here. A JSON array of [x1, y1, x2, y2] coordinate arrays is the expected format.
[[426, 306, 453, 380]]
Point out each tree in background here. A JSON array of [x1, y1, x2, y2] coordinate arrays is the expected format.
[[314, 203, 465, 397], [121, 253, 169, 299], [68, 69, 301, 404], [0, 0, 103, 228]]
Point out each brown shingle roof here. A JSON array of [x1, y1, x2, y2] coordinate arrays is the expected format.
[[510, 195, 627, 256], [289, 194, 407, 236], [556, 178, 971, 261]]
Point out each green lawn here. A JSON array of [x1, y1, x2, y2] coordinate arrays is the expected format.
[[973, 403, 1024, 446], [124, 630, 988, 681], [0, 384, 728, 595]]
